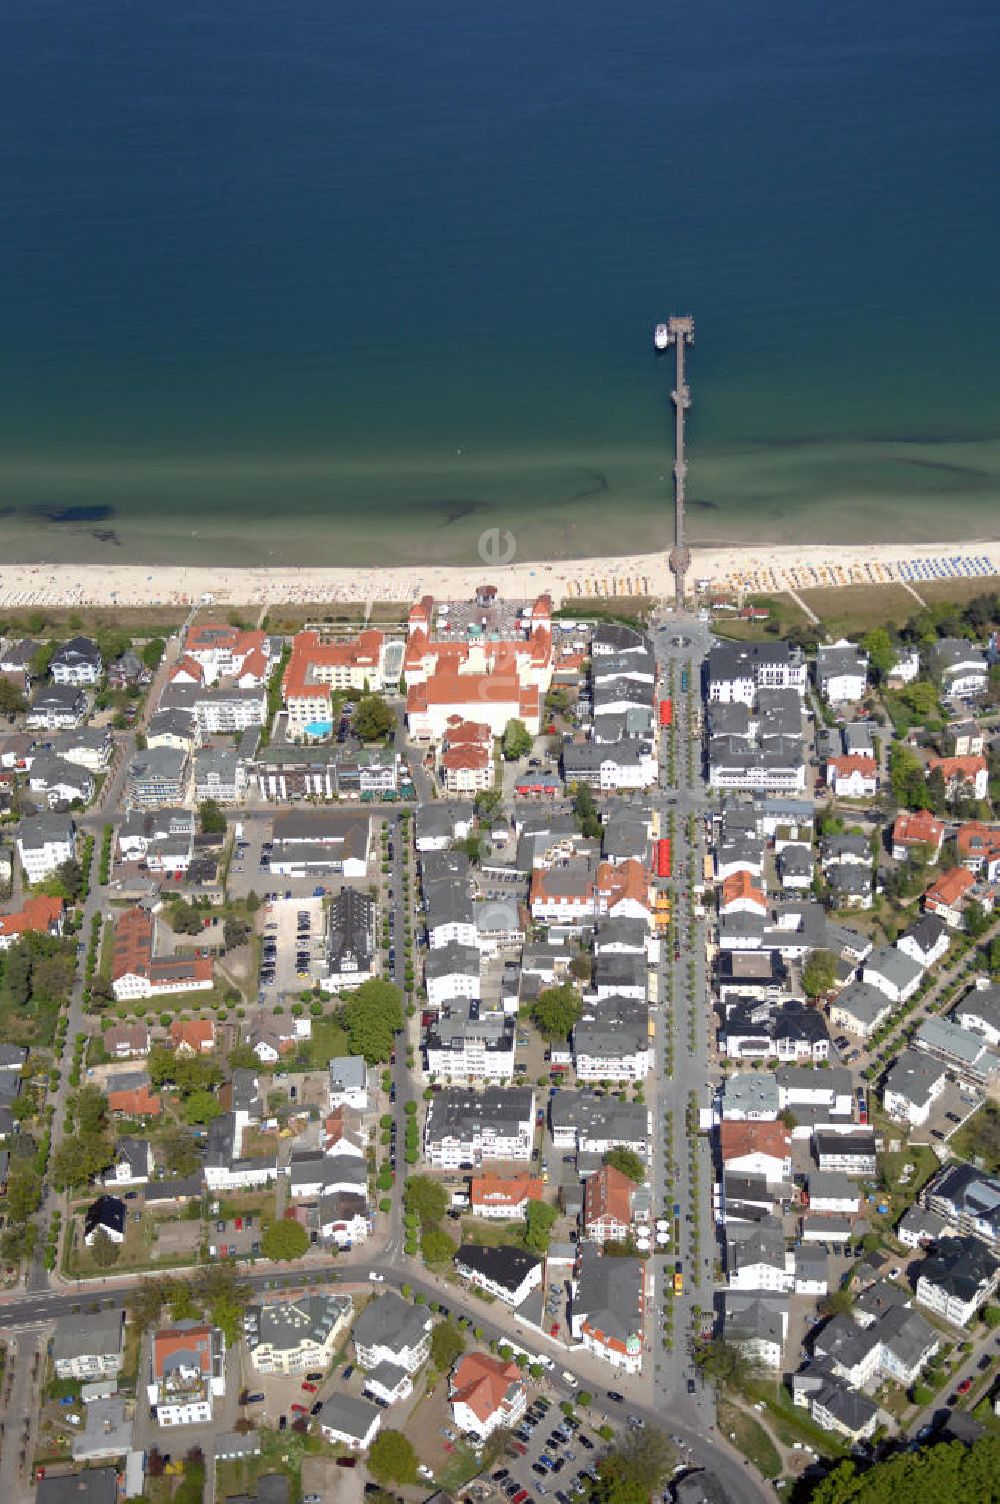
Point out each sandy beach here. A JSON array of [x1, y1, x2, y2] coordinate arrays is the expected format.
[[0, 540, 998, 613]]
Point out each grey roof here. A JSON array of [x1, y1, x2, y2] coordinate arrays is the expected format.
[[326, 888, 375, 972], [425, 940, 481, 981], [723, 1291, 787, 1350], [549, 1089, 647, 1146], [924, 1162, 1000, 1241], [572, 1242, 644, 1345], [352, 1291, 430, 1353], [317, 1391, 382, 1441], [808, 1171, 859, 1202], [917, 1015, 999, 1071], [722, 1072, 779, 1116], [601, 817, 650, 862], [901, 913, 948, 954], [813, 1312, 878, 1371], [147, 707, 197, 738], [852, 1279, 909, 1325], [918, 1236, 999, 1303], [817, 643, 867, 680], [127, 746, 188, 782], [821, 833, 870, 864], [37, 1470, 119, 1504], [248, 1293, 351, 1355], [328, 1057, 368, 1094], [456, 1243, 542, 1295], [814, 1129, 877, 1164], [954, 983, 1000, 1037], [865, 945, 924, 991], [813, 1378, 878, 1434], [898, 1205, 950, 1243], [425, 1086, 534, 1141], [594, 916, 649, 953], [779, 843, 813, 877], [726, 1217, 787, 1274], [52, 1308, 123, 1362], [17, 811, 75, 849], [929, 637, 987, 675], [31, 683, 86, 710], [884, 1048, 946, 1107], [416, 802, 474, 841], [426, 882, 475, 928], [878, 1306, 939, 1370], [831, 980, 890, 1028]]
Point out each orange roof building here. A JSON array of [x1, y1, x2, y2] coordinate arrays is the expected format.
[[282, 629, 388, 731], [148, 1323, 223, 1422], [449, 1352, 527, 1438], [956, 822, 1000, 876], [469, 1172, 544, 1220], [924, 866, 977, 924], [111, 907, 214, 1002], [927, 755, 989, 798], [827, 755, 878, 792], [719, 1121, 792, 1181], [170, 1018, 217, 1055], [583, 1165, 639, 1244], [407, 670, 540, 742], [595, 859, 650, 917], [108, 1081, 161, 1118], [719, 871, 767, 916], [891, 810, 945, 860], [0, 894, 63, 949]]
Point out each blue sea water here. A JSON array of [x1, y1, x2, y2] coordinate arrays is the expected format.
[[1, 0, 998, 565]]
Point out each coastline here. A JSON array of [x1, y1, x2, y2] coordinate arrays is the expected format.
[[2, 539, 999, 611]]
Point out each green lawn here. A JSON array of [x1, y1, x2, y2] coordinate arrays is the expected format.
[[797, 583, 918, 637], [300, 1015, 351, 1068], [459, 1217, 527, 1249], [745, 1381, 849, 1460], [434, 1441, 483, 1493], [950, 1106, 1000, 1175], [718, 1400, 781, 1479]]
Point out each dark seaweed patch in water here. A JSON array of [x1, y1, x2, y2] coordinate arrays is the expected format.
[[41, 504, 116, 524], [690, 497, 717, 510], [91, 528, 121, 545]]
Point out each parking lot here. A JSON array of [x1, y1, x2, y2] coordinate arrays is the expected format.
[[259, 894, 326, 998], [490, 1394, 610, 1504]]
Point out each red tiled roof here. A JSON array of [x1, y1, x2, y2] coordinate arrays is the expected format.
[[828, 755, 877, 777], [282, 629, 384, 701], [470, 1173, 544, 1211], [108, 1085, 161, 1117], [720, 871, 767, 910], [170, 1019, 216, 1052], [893, 811, 945, 848], [596, 859, 649, 910], [442, 743, 491, 772], [0, 894, 63, 942], [719, 1121, 791, 1164], [584, 1165, 634, 1229], [152, 1324, 213, 1379], [450, 1352, 523, 1425], [927, 755, 987, 783], [956, 822, 1000, 862], [924, 866, 976, 908]]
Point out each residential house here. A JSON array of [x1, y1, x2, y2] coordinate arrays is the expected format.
[[926, 755, 989, 802], [583, 1164, 649, 1246], [245, 1294, 352, 1375], [862, 945, 924, 1003], [449, 1352, 527, 1440], [27, 684, 87, 730], [424, 1087, 535, 1168], [352, 1293, 432, 1374], [814, 1130, 878, 1176], [111, 907, 214, 1001], [103, 1136, 154, 1188], [897, 914, 950, 970], [916, 1237, 1000, 1327], [956, 822, 1000, 880], [826, 755, 878, 798], [928, 638, 988, 698], [954, 982, 1000, 1048], [469, 1172, 544, 1221], [321, 889, 376, 991], [16, 811, 74, 882], [923, 866, 978, 928], [719, 1121, 792, 1185], [28, 754, 94, 807], [0, 894, 64, 950], [726, 1218, 793, 1293], [170, 1018, 216, 1055], [720, 1072, 780, 1122], [147, 1323, 226, 1426], [125, 747, 189, 811], [892, 810, 945, 863], [50, 636, 103, 685], [454, 1245, 543, 1306], [52, 1310, 124, 1381], [571, 1243, 645, 1373], [816, 641, 868, 704], [921, 1162, 1000, 1256], [883, 1049, 947, 1126], [722, 1292, 787, 1369], [328, 1057, 370, 1111], [317, 1392, 382, 1450], [829, 981, 893, 1039]]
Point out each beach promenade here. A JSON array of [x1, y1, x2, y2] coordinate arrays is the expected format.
[[1, 539, 999, 611]]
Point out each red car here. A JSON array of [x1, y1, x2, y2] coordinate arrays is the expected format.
[[512, 1443, 528, 1456], [301, 1381, 318, 1393], [291, 1403, 308, 1414], [550, 1323, 560, 1336], [958, 1378, 973, 1395], [513, 1492, 529, 1504]]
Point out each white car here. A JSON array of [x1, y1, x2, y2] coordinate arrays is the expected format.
[[561, 1371, 578, 1388], [369, 1271, 385, 1283], [417, 1466, 435, 1481]]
